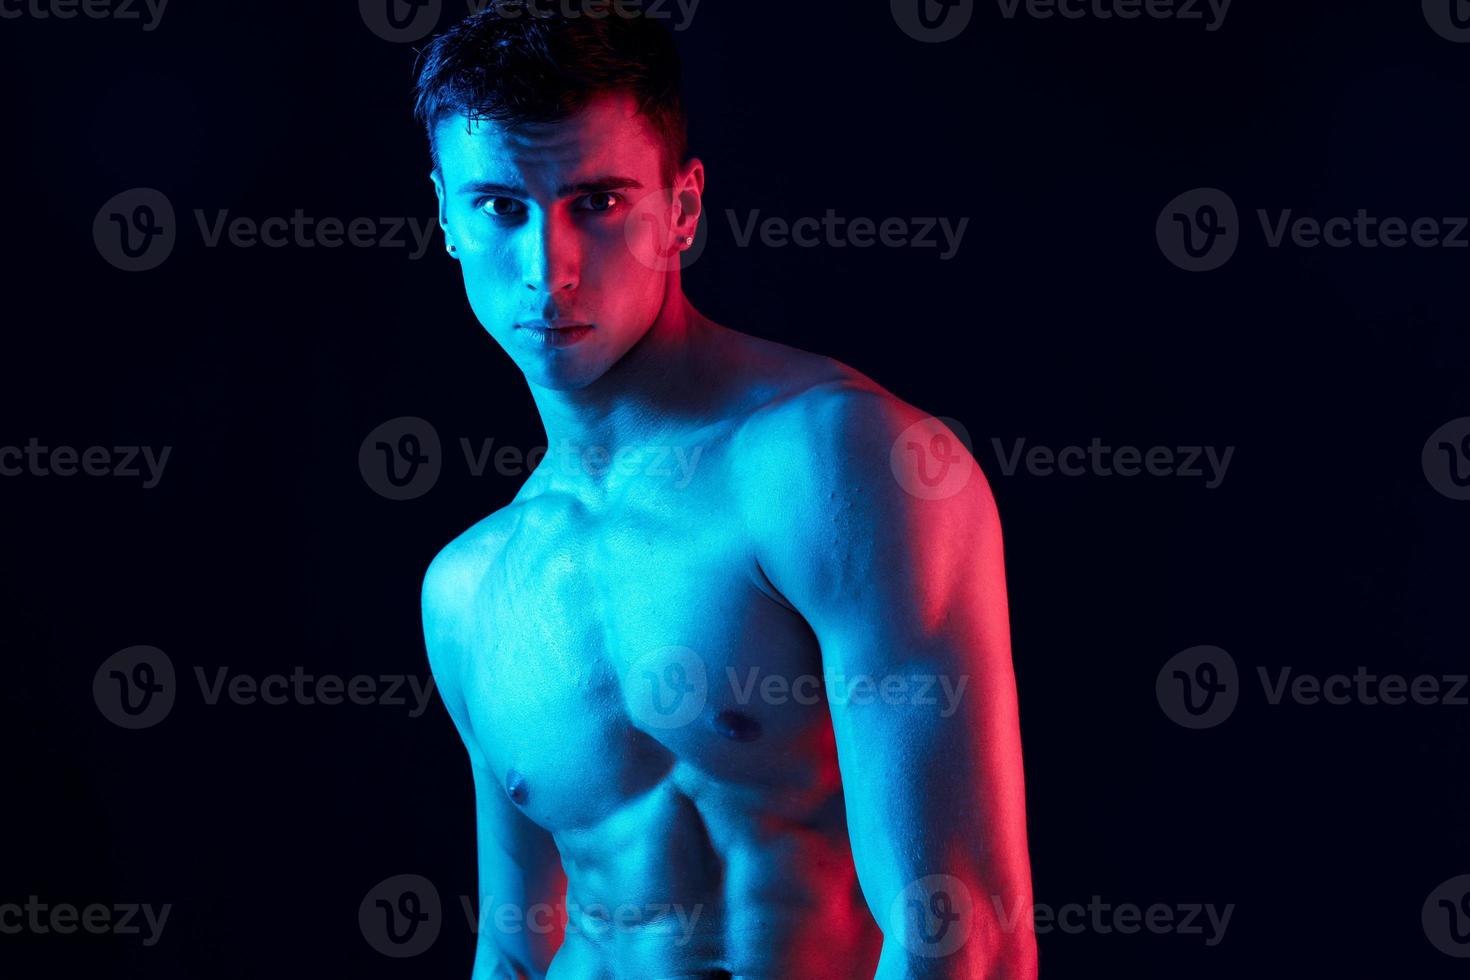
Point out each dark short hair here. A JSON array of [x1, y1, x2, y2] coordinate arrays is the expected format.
[[413, 2, 688, 184]]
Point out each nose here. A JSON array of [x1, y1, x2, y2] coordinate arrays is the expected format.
[[521, 211, 580, 294]]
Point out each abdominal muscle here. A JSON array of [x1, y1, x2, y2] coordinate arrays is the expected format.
[[541, 767, 884, 980]]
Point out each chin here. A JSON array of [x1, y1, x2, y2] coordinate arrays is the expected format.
[[523, 355, 611, 392]]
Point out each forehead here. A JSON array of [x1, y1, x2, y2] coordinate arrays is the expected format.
[[434, 91, 663, 193]]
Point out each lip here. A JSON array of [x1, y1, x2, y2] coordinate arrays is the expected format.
[[516, 320, 594, 349]]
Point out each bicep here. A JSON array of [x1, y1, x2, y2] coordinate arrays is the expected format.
[[745, 391, 1034, 964]]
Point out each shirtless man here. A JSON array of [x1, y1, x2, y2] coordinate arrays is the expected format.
[[415, 8, 1035, 978]]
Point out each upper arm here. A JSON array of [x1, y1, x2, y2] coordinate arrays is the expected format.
[[422, 539, 567, 980], [737, 382, 1036, 974]]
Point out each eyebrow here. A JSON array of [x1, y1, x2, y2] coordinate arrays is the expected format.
[[457, 176, 645, 198]]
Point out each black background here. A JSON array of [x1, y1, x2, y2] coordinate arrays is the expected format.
[[2, 0, 1468, 976]]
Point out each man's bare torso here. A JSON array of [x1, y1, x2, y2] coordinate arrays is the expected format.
[[434, 332, 887, 979]]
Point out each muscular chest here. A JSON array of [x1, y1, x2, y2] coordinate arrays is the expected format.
[[461, 490, 833, 831]]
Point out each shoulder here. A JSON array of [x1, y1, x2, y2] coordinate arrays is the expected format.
[[420, 504, 524, 688], [422, 507, 517, 610], [716, 329, 899, 448], [730, 354, 973, 496], [730, 356, 999, 557]]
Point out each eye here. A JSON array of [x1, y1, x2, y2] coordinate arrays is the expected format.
[[577, 192, 623, 213], [481, 197, 526, 218]]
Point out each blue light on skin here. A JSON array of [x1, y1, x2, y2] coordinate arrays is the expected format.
[[423, 92, 1038, 980], [429, 91, 705, 400]]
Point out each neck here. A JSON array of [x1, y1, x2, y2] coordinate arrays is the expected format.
[[526, 272, 717, 479]]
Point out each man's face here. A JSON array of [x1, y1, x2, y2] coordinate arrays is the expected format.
[[431, 92, 697, 391]]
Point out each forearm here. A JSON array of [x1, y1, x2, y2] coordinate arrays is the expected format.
[[468, 888, 566, 980], [472, 936, 539, 980]]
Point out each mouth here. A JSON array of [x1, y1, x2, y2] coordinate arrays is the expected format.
[[515, 320, 594, 349]]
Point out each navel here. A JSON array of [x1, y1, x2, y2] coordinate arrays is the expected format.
[[711, 708, 762, 743], [506, 769, 529, 806]]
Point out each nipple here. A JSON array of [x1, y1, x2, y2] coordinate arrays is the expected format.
[[711, 708, 762, 743], [506, 769, 529, 806]]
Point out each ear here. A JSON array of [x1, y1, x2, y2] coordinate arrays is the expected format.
[[430, 169, 457, 259], [672, 157, 705, 242]]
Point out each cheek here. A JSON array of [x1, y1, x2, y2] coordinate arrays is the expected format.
[[459, 252, 523, 332], [578, 223, 666, 307]]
